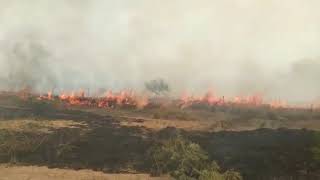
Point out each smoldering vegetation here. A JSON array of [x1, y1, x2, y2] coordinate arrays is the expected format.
[[0, 1, 320, 102], [0, 93, 320, 179], [1, 34, 319, 103], [1, 2, 320, 180]]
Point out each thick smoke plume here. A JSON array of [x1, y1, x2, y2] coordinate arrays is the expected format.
[[0, 0, 320, 102]]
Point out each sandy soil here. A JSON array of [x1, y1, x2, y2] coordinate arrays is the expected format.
[[0, 165, 169, 180]]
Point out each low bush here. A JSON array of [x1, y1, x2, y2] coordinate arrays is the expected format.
[[149, 135, 242, 180]]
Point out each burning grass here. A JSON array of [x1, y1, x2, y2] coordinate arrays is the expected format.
[[1, 91, 320, 132], [1, 91, 320, 179], [33, 88, 320, 112]]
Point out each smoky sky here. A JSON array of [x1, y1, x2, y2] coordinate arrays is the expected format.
[[0, 0, 320, 102]]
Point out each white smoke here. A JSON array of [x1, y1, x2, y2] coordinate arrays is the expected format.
[[0, 0, 320, 102]]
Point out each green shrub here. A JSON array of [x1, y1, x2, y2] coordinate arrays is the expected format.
[[149, 135, 242, 180], [199, 164, 242, 180], [199, 170, 224, 180], [150, 135, 208, 179], [222, 170, 243, 180], [199, 162, 223, 180]]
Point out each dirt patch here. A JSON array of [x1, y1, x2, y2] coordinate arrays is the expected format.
[[0, 165, 169, 180]]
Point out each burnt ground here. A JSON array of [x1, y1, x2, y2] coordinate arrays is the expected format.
[[0, 95, 320, 179]]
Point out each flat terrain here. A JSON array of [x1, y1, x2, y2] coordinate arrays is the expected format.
[[0, 165, 168, 180], [0, 94, 319, 179]]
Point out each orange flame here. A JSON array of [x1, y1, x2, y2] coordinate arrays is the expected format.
[[35, 88, 319, 111], [39, 89, 150, 109]]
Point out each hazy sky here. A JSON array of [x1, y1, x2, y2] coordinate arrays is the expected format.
[[0, 0, 320, 101]]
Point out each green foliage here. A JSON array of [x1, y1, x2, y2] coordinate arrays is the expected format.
[[199, 170, 224, 180], [199, 162, 223, 180], [145, 79, 170, 95], [149, 135, 242, 180], [199, 164, 242, 180], [150, 135, 208, 179], [222, 170, 243, 180]]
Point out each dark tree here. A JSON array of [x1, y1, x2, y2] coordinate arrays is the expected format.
[[145, 78, 169, 95]]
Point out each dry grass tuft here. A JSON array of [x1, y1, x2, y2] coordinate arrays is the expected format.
[[0, 119, 87, 133]]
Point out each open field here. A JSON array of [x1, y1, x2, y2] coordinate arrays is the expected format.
[[0, 94, 320, 179], [0, 164, 168, 180]]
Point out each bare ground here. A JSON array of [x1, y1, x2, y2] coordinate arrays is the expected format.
[[0, 164, 169, 180]]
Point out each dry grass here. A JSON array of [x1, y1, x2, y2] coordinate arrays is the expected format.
[[0, 95, 320, 179], [119, 114, 320, 132], [0, 119, 87, 133], [0, 165, 170, 180], [120, 117, 209, 131]]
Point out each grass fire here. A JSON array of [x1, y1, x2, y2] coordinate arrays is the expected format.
[[36, 88, 318, 111], [1, 1, 320, 180]]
